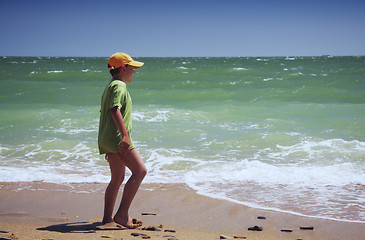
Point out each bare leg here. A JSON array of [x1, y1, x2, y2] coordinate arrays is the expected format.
[[113, 149, 147, 228], [102, 153, 125, 224]]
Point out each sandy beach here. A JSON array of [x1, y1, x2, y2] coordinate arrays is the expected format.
[[0, 182, 364, 240]]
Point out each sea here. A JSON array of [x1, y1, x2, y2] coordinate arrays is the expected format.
[[0, 56, 364, 223]]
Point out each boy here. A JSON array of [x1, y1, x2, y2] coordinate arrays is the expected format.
[[98, 52, 147, 228]]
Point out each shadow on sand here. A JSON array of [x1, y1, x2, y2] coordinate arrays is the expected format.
[[37, 221, 126, 233]]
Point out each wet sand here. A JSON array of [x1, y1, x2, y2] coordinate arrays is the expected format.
[[0, 182, 364, 240]]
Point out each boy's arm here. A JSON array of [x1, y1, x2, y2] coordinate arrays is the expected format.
[[110, 106, 131, 157]]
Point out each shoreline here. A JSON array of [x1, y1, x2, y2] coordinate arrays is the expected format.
[[190, 190, 365, 225], [1, 182, 364, 240]]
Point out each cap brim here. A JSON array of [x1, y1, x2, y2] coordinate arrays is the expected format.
[[129, 61, 144, 68]]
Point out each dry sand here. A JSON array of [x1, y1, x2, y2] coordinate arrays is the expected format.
[[0, 182, 364, 240]]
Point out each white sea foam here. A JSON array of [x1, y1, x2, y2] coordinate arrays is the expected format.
[[0, 145, 10, 153], [0, 141, 109, 183], [232, 67, 247, 71], [142, 148, 199, 183], [177, 66, 188, 70], [191, 159, 363, 186], [0, 165, 110, 183], [178, 137, 365, 222], [47, 70, 63, 73], [184, 156, 365, 222], [274, 139, 365, 166], [133, 110, 170, 122], [2, 139, 363, 187], [0, 136, 364, 222]]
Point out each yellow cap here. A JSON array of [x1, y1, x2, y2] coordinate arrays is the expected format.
[[107, 52, 144, 69]]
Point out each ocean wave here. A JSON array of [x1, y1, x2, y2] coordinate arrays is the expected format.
[[274, 139, 365, 165], [133, 108, 206, 123], [0, 165, 110, 183], [184, 156, 364, 187], [0, 142, 108, 183], [0, 138, 364, 222], [184, 157, 365, 222], [142, 148, 203, 183]]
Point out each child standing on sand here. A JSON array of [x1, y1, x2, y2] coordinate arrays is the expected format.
[[98, 52, 147, 228]]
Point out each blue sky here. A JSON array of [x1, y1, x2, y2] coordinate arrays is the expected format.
[[0, 0, 364, 57]]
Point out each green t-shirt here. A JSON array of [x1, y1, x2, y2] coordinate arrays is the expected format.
[[98, 79, 134, 154]]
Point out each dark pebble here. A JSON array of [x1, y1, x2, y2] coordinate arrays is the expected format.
[[131, 233, 147, 237], [143, 226, 157, 231], [257, 216, 266, 219], [141, 212, 157, 215], [164, 229, 176, 233], [281, 229, 293, 232], [0, 230, 10, 233], [248, 226, 263, 231], [300, 226, 314, 230]]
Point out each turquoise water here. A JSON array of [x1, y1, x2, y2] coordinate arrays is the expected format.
[[0, 56, 364, 222]]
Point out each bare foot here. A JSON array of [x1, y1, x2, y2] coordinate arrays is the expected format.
[[113, 215, 140, 229], [102, 218, 114, 225], [97, 222, 118, 230]]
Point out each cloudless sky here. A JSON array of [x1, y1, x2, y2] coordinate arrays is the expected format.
[[0, 0, 364, 57]]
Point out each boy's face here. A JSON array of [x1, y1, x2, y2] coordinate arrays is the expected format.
[[120, 65, 135, 83]]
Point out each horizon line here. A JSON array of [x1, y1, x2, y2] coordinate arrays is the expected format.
[[2, 54, 365, 58]]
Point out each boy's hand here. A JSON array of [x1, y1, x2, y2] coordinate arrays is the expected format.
[[118, 135, 131, 158]]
